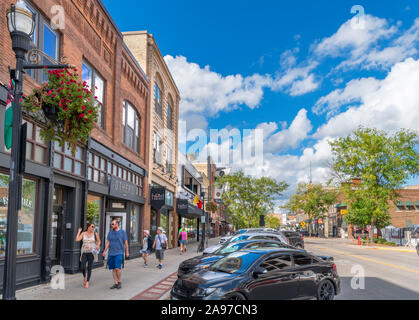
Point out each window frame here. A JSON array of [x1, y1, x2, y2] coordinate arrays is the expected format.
[[166, 102, 173, 130], [122, 101, 140, 153], [154, 83, 163, 118], [53, 143, 85, 177], [82, 60, 106, 128], [24, 0, 61, 83]]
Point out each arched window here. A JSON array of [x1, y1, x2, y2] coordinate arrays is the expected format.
[[166, 102, 173, 130], [122, 101, 140, 152]]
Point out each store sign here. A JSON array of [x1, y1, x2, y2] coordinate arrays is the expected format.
[[151, 187, 166, 210], [177, 198, 188, 214], [109, 176, 137, 199]]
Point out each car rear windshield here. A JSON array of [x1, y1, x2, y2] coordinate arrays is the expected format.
[[209, 252, 260, 274], [214, 243, 245, 255]]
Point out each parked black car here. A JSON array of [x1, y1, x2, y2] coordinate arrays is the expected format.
[[178, 240, 301, 278], [171, 248, 340, 300], [282, 231, 305, 248]]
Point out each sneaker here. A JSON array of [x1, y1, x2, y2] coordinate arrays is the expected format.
[[110, 284, 118, 289], [117, 282, 122, 289], [144, 263, 148, 268], [158, 264, 162, 270]]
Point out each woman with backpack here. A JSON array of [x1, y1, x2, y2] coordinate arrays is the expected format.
[[76, 223, 101, 288], [140, 230, 153, 267]]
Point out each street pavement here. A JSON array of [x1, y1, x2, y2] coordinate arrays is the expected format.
[[304, 237, 419, 300], [13, 237, 221, 300], [11, 236, 419, 300]]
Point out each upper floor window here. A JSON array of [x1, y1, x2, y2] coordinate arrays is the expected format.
[[153, 133, 162, 165], [53, 142, 85, 176], [166, 146, 172, 174], [23, 119, 48, 165], [82, 61, 105, 128], [155, 83, 162, 118], [122, 101, 140, 152], [166, 103, 173, 130], [24, 1, 60, 83]]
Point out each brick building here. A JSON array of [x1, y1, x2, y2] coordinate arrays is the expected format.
[[389, 186, 419, 228], [124, 31, 180, 248], [0, 0, 150, 291]]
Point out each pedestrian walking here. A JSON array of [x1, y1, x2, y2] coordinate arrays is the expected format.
[[102, 219, 129, 289], [153, 227, 168, 269], [179, 226, 187, 254], [140, 230, 153, 267], [75, 223, 101, 289]]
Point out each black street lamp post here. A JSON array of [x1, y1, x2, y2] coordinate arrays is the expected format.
[[3, 1, 68, 300]]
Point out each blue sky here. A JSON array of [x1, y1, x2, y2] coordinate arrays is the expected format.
[[103, 0, 419, 199]]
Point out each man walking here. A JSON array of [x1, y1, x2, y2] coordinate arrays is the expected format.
[[152, 227, 168, 269], [103, 219, 129, 289]]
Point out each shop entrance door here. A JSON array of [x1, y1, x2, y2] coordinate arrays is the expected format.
[[105, 212, 127, 238], [50, 187, 67, 266], [50, 205, 64, 266]]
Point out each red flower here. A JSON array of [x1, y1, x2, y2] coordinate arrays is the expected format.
[[64, 107, 68, 111], [80, 113, 85, 118], [88, 110, 93, 114], [81, 106, 86, 110]]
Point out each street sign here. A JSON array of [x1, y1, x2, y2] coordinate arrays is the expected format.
[[341, 209, 348, 215], [300, 221, 306, 229]]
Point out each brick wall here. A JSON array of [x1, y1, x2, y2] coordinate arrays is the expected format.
[[0, 0, 150, 225]]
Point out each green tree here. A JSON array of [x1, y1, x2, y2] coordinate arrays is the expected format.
[[217, 171, 288, 230], [329, 127, 419, 242], [86, 201, 100, 225], [265, 214, 282, 229], [283, 183, 338, 236]]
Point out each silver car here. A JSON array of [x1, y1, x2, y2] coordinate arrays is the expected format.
[[219, 228, 278, 245], [204, 231, 289, 254]]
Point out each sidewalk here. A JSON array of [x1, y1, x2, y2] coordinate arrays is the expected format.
[[13, 237, 221, 300], [306, 236, 417, 253]]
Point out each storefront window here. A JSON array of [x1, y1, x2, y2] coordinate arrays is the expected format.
[[181, 217, 197, 242], [87, 194, 102, 235], [165, 190, 173, 207], [130, 205, 140, 243], [161, 212, 168, 235], [0, 174, 37, 258]]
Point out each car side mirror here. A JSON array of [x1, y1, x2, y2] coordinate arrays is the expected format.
[[253, 267, 267, 277]]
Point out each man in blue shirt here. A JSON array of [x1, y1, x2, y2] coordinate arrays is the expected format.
[[103, 219, 129, 289]]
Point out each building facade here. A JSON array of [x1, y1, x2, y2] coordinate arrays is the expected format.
[[0, 0, 150, 291], [123, 31, 180, 248], [176, 152, 205, 243]]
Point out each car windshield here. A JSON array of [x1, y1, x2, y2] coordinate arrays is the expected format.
[[214, 242, 245, 255], [209, 252, 260, 274]]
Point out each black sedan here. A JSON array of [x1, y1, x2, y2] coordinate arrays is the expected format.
[[171, 248, 340, 300], [178, 240, 300, 278]]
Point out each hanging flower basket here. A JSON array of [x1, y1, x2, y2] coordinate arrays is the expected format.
[[205, 201, 218, 213], [22, 66, 100, 155]]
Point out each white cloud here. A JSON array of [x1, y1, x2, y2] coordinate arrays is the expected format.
[[260, 109, 313, 153], [314, 58, 419, 139], [164, 55, 272, 117], [313, 77, 381, 117]]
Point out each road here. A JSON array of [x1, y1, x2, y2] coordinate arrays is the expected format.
[[304, 238, 419, 300]]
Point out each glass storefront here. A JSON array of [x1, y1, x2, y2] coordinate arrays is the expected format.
[[130, 204, 140, 243], [87, 194, 102, 235], [0, 173, 37, 258], [181, 217, 198, 242]]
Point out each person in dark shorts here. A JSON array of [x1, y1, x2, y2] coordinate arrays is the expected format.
[[140, 230, 153, 267], [102, 220, 129, 289], [152, 227, 168, 269], [76, 223, 100, 288]]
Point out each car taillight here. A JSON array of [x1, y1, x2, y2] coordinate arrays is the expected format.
[[333, 264, 337, 272], [301, 236, 304, 240]]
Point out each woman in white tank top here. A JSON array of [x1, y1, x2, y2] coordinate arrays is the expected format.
[[76, 223, 100, 288]]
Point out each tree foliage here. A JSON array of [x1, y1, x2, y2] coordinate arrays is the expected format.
[[283, 183, 338, 236], [265, 214, 282, 229], [329, 127, 419, 239], [216, 171, 288, 230]]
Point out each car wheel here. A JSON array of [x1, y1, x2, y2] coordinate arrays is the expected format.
[[223, 292, 247, 300], [317, 280, 335, 300]]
